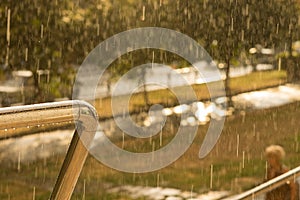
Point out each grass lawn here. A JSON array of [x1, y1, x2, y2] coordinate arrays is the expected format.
[[95, 70, 287, 118], [0, 70, 287, 139], [0, 99, 299, 199]]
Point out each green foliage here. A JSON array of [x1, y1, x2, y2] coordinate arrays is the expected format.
[[0, 0, 299, 103]]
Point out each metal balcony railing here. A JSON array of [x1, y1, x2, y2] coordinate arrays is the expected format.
[[0, 100, 98, 200], [224, 166, 300, 200]]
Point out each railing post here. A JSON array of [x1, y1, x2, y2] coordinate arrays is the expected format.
[[49, 130, 90, 200]]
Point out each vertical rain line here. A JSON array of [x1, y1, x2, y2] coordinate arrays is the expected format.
[[151, 51, 155, 69], [122, 132, 125, 149], [6, 47, 10, 66], [32, 186, 36, 200], [142, 6, 146, 21], [41, 24, 44, 38], [6, 8, 11, 45], [236, 134, 240, 157], [6, 8, 11, 66], [210, 164, 213, 189], [25, 48, 28, 62], [160, 125, 163, 147], [82, 179, 86, 200], [152, 141, 155, 161], [17, 151, 21, 172], [97, 24, 100, 36], [242, 151, 245, 169], [265, 161, 268, 180], [157, 173, 160, 187]]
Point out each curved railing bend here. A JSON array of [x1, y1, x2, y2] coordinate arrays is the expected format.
[[0, 100, 99, 200]]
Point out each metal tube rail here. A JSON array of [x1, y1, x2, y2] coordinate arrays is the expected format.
[[0, 100, 90, 130], [0, 100, 99, 200], [224, 166, 300, 200]]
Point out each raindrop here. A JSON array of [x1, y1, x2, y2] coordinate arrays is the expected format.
[[141, 6, 146, 21], [284, 42, 288, 51], [278, 57, 282, 71], [32, 186, 36, 200], [157, 173, 160, 187], [122, 109, 125, 118], [289, 23, 292, 35], [122, 132, 125, 149], [241, 29, 244, 42], [97, 24, 100, 36], [265, 161, 268, 180], [5, 46, 9, 66], [236, 134, 240, 157], [17, 151, 21, 172], [247, 17, 250, 30], [159, 125, 163, 147], [6, 8, 11, 45], [48, 60, 51, 69], [152, 141, 155, 161], [25, 48, 28, 62], [242, 151, 245, 169], [210, 164, 213, 189], [149, 132, 153, 145], [82, 179, 86, 200], [40, 24, 44, 38], [152, 51, 155, 69], [241, 111, 246, 123], [203, 0, 207, 9]]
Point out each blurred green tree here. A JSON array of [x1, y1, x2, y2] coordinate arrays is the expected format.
[[0, 0, 299, 104]]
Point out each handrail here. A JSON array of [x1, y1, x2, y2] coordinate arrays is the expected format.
[[0, 100, 99, 200], [224, 166, 300, 200]]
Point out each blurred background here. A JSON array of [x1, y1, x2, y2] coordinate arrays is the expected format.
[[0, 0, 300, 199]]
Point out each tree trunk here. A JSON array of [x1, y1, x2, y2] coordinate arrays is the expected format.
[[225, 58, 233, 107], [286, 30, 300, 82], [287, 57, 300, 82]]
